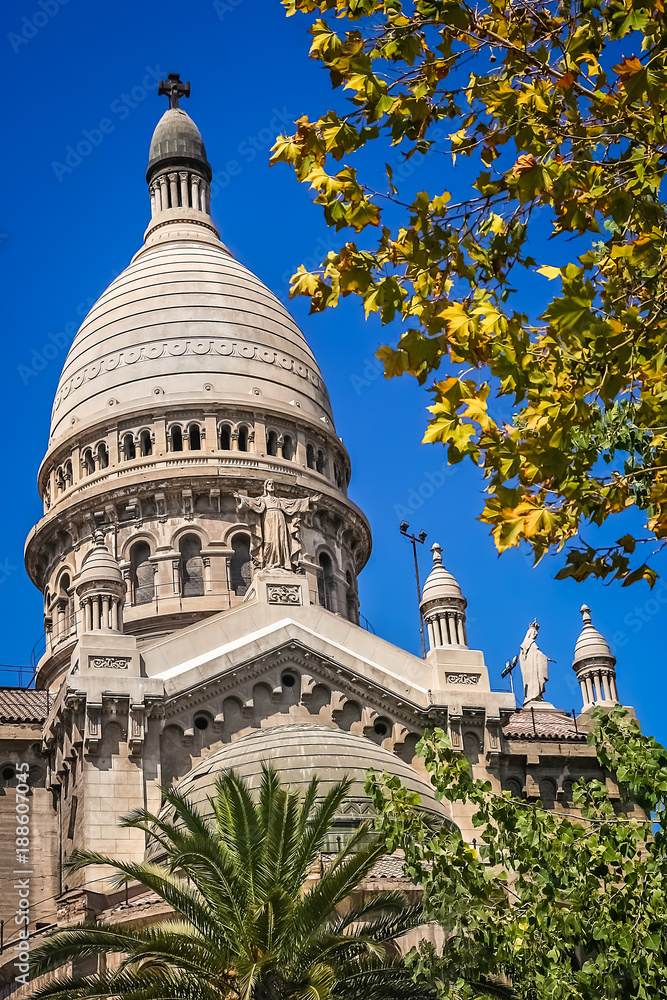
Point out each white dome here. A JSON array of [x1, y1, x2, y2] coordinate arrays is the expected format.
[[421, 542, 464, 604], [573, 605, 615, 665], [48, 238, 334, 449]]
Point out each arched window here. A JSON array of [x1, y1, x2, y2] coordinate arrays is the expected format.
[[230, 533, 252, 596], [63, 460, 73, 486], [306, 444, 316, 469], [334, 461, 344, 488], [189, 424, 201, 451], [170, 425, 183, 452], [504, 777, 524, 799], [282, 435, 294, 461], [130, 542, 153, 606], [316, 449, 326, 476], [237, 426, 248, 452], [539, 778, 557, 809], [82, 450, 95, 475], [317, 553, 335, 612], [140, 430, 152, 457], [56, 573, 74, 637], [219, 424, 231, 450], [97, 442, 109, 469], [267, 431, 278, 457], [123, 433, 136, 461], [345, 570, 357, 623], [463, 732, 480, 766], [179, 535, 204, 597]]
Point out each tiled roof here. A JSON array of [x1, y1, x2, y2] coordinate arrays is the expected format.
[[0, 688, 49, 725], [503, 709, 585, 742]]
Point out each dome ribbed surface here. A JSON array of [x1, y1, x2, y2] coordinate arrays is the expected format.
[[76, 543, 123, 585], [147, 108, 209, 179], [573, 607, 615, 665], [172, 724, 448, 819], [49, 241, 333, 447], [421, 563, 463, 603]]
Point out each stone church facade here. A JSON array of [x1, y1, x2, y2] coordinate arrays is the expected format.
[[0, 80, 627, 997]]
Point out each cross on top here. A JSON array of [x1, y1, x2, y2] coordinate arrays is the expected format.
[[158, 73, 191, 109]]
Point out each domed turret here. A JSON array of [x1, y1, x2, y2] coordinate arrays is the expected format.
[[572, 605, 618, 711], [420, 543, 467, 650], [74, 532, 126, 634]]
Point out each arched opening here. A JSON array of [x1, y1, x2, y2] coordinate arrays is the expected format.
[[539, 778, 557, 809], [504, 777, 524, 799], [238, 426, 248, 452], [230, 533, 252, 596], [140, 430, 152, 457], [345, 570, 357, 623], [123, 433, 136, 461], [219, 425, 231, 450], [317, 552, 335, 612], [82, 450, 95, 476], [306, 444, 316, 469], [63, 460, 73, 485], [130, 542, 153, 606], [463, 732, 480, 766], [57, 573, 73, 636], [282, 435, 294, 461], [316, 449, 326, 476], [189, 424, 201, 451], [179, 535, 204, 597], [170, 425, 183, 452], [97, 442, 109, 469], [267, 431, 278, 457]]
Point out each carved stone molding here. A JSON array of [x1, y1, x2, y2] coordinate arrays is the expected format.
[[89, 655, 130, 670], [266, 584, 301, 605], [446, 673, 480, 685]]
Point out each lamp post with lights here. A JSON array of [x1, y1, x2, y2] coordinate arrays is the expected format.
[[399, 521, 427, 658]]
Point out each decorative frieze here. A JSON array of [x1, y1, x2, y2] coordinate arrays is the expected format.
[[89, 655, 130, 670], [446, 672, 480, 685], [266, 584, 301, 605]]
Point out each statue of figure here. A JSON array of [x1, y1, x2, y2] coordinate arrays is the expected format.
[[519, 620, 550, 704], [233, 480, 320, 571]]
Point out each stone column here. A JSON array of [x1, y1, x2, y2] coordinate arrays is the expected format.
[[179, 172, 189, 208], [191, 174, 200, 211], [168, 173, 178, 208], [159, 175, 169, 210], [150, 182, 157, 216]]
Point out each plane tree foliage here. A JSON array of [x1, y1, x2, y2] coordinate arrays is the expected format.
[[271, 0, 667, 586], [366, 707, 667, 999]]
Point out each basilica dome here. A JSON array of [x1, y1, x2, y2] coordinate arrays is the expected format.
[[48, 239, 334, 450], [167, 723, 450, 832]]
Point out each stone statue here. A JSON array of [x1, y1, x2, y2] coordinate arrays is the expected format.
[[233, 480, 320, 571], [519, 620, 550, 704]]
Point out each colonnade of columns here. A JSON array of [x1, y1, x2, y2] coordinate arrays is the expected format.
[[149, 170, 210, 216]]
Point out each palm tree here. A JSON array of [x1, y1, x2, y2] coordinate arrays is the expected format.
[[29, 767, 514, 1000]]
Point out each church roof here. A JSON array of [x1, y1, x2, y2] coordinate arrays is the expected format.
[[0, 688, 49, 725], [169, 723, 450, 821], [503, 709, 585, 742]]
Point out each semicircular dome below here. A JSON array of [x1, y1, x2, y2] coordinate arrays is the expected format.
[[49, 239, 334, 449], [171, 723, 450, 823]]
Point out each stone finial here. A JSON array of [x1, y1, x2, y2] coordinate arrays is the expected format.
[[431, 541, 443, 565], [580, 604, 592, 624], [93, 527, 105, 546], [573, 604, 618, 712]]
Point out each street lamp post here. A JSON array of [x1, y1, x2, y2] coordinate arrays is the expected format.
[[399, 521, 427, 658]]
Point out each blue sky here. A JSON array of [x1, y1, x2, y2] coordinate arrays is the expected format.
[[2, 0, 665, 740]]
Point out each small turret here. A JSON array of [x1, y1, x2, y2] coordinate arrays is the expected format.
[[74, 531, 126, 634], [572, 605, 619, 711], [420, 543, 468, 650]]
